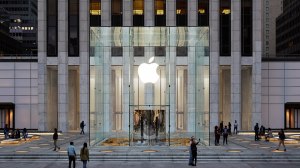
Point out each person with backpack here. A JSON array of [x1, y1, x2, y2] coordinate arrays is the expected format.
[[80, 121, 86, 134], [276, 129, 286, 151]]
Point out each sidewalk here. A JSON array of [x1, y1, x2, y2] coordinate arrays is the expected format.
[[0, 132, 300, 162]]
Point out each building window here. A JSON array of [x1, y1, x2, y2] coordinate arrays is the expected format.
[[176, 0, 187, 26], [47, 0, 57, 56], [111, 0, 122, 26], [241, 0, 252, 56], [220, 0, 231, 56], [69, 0, 79, 56], [155, 0, 166, 26], [133, 0, 144, 26], [90, 0, 101, 27], [198, 0, 209, 26]]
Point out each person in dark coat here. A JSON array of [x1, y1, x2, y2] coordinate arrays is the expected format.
[[276, 129, 286, 151], [254, 123, 259, 141], [190, 137, 200, 166], [53, 128, 60, 151]]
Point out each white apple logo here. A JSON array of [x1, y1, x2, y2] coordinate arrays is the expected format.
[[138, 56, 159, 83]]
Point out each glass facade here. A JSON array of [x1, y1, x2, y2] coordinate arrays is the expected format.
[[89, 27, 209, 146]]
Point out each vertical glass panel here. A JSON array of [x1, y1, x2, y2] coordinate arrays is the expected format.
[[90, 0, 101, 27], [195, 27, 210, 145], [241, 0, 252, 56], [155, 0, 166, 26], [198, 0, 209, 26], [176, 0, 187, 26], [220, 0, 231, 56], [111, 0, 122, 26]]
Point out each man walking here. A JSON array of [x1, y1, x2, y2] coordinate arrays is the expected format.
[[53, 128, 60, 151], [80, 121, 86, 134], [67, 141, 77, 168]]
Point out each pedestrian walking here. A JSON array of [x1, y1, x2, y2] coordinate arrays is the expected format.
[[67, 141, 77, 168], [254, 123, 259, 141], [276, 129, 286, 151], [220, 121, 224, 134], [223, 126, 229, 145], [22, 128, 28, 141], [233, 120, 238, 134], [80, 142, 89, 168], [53, 128, 60, 151], [214, 126, 219, 146], [80, 121, 86, 134]]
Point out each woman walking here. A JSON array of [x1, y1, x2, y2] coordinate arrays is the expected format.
[[80, 142, 89, 168], [276, 129, 286, 151]]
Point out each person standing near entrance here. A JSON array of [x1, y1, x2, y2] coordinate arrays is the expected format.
[[4, 124, 9, 139], [68, 141, 77, 168], [80, 121, 86, 134], [223, 126, 229, 145], [53, 128, 60, 151], [276, 129, 286, 151], [233, 120, 238, 134], [254, 123, 259, 141]]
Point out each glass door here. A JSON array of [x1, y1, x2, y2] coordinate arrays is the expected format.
[[129, 105, 169, 146]]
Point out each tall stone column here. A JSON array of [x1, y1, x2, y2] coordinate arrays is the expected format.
[[145, 0, 154, 26], [209, 0, 220, 132], [231, 0, 241, 130], [188, 0, 197, 26], [166, 0, 176, 26], [38, 0, 47, 131], [102, 0, 111, 26], [252, 0, 262, 128], [57, 0, 68, 132], [80, 0, 89, 132], [123, 0, 132, 26]]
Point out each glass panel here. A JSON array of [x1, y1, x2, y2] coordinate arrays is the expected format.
[[89, 27, 209, 146]]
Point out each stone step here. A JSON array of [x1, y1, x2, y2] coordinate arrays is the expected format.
[[0, 153, 299, 162]]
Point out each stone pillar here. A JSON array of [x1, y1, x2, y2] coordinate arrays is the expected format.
[[188, 0, 197, 26], [38, 0, 47, 131], [80, 0, 89, 133], [209, 0, 220, 132], [102, 0, 111, 26], [252, 0, 262, 128], [123, 0, 132, 26], [166, 0, 176, 26], [145, 0, 154, 26], [57, 0, 68, 132], [231, 0, 241, 130]]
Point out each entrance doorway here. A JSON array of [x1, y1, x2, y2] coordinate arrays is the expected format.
[[0, 103, 15, 129], [130, 105, 169, 146], [285, 102, 300, 129]]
